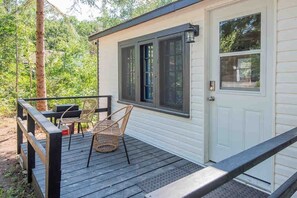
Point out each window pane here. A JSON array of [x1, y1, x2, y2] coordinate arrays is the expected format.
[[220, 13, 261, 53], [220, 54, 260, 91], [122, 46, 135, 100], [141, 43, 154, 102], [160, 36, 183, 110]]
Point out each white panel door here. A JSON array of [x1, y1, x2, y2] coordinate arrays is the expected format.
[[209, 0, 273, 182]]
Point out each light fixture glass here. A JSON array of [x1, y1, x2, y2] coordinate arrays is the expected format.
[[185, 30, 195, 43], [185, 25, 199, 43]]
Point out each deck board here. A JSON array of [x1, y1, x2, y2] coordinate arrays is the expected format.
[[21, 133, 269, 198]]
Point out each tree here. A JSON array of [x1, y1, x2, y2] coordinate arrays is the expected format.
[[36, 0, 47, 110], [0, 0, 178, 116]]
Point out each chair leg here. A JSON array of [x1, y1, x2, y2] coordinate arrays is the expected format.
[[87, 135, 95, 167], [68, 132, 72, 150], [122, 136, 130, 164]]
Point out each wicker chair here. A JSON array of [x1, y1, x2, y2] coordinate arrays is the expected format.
[[59, 98, 97, 150], [87, 105, 133, 167]]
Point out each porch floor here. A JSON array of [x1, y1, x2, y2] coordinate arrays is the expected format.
[[21, 133, 269, 198]]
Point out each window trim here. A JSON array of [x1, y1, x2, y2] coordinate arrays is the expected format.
[[216, 11, 266, 96], [118, 44, 136, 102], [118, 24, 191, 117], [137, 39, 156, 107]]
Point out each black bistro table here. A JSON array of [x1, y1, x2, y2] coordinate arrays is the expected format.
[[41, 109, 81, 126]]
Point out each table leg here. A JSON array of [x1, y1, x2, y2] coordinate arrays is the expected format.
[[69, 123, 75, 134]]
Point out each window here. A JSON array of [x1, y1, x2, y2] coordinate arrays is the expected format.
[[160, 36, 183, 110], [121, 46, 136, 101], [119, 24, 190, 117], [219, 13, 261, 91], [140, 44, 154, 102]]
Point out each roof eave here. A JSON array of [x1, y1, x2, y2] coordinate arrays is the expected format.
[[88, 0, 202, 41]]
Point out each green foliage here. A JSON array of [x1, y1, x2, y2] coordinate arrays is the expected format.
[[97, 0, 177, 29], [0, 1, 98, 116], [0, 163, 35, 198], [0, 0, 176, 116]]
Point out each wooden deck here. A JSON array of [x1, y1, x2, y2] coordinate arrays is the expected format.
[[20, 132, 269, 198]]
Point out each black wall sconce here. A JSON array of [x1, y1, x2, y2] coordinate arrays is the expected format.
[[185, 24, 199, 43]]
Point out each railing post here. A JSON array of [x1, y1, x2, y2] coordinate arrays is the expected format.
[[27, 114, 35, 183], [45, 132, 62, 198], [107, 96, 112, 119], [17, 102, 23, 154]]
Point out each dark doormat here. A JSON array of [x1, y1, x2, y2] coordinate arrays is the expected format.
[[137, 162, 202, 193], [137, 162, 268, 198]]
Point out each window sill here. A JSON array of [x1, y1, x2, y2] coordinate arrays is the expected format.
[[117, 100, 190, 118]]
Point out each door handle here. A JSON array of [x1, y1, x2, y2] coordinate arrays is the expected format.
[[207, 96, 215, 101]]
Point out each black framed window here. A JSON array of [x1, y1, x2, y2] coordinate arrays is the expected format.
[[119, 24, 190, 117], [140, 43, 154, 102], [160, 36, 183, 110], [121, 46, 136, 101]]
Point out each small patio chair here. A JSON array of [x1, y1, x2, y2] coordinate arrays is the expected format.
[[87, 105, 133, 167], [59, 98, 97, 150]]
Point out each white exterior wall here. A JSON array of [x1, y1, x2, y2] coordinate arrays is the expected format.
[[98, 1, 210, 164], [275, 0, 297, 195], [98, 0, 297, 193]]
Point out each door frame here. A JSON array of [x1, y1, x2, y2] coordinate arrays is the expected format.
[[203, 0, 277, 191]]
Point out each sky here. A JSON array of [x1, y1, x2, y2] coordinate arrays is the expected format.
[[47, 0, 101, 21]]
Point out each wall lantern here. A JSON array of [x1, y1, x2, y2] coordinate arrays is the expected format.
[[185, 25, 199, 43]]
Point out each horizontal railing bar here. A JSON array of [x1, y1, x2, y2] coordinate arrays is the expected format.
[[146, 127, 297, 198], [269, 172, 297, 198], [41, 108, 108, 117], [17, 117, 46, 165], [18, 99, 61, 135], [17, 117, 27, 134], [28, 132, 46, 165], [24, 95, 112, 101]]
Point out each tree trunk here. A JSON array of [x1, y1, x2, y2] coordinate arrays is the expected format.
[[15, 0, 19, 98], [36, 0, 47, 110]]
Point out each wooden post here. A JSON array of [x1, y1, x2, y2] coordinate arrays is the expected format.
[[17, 102, 23, 154], [45, 132, 62, 198], [27, 114, 35, 183], [107, 96, 112, 119]]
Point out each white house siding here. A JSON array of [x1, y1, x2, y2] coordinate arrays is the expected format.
[[98, 0, 297, 194], [275, 0, 297, 196], [98, 1, 220, 164]]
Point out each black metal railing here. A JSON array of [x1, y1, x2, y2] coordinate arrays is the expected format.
[[16, 95, 112, 198], [146, 127, 297, 198]]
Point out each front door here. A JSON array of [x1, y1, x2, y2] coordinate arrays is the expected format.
[[209, 0, 273, 182]]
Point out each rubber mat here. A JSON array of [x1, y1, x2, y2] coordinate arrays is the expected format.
[[137, 162, 268, 198]]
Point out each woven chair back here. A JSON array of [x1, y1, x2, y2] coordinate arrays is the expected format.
[[80, 99, 97, 121], [120, 105, 133, 134]]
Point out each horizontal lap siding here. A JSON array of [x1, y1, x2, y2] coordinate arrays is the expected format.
[[99, 3, 207, 164], [275, 0, 297, 196]]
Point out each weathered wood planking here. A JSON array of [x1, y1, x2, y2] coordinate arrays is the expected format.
[[21, 133, 269, 198], [21, 134, 183, 197]]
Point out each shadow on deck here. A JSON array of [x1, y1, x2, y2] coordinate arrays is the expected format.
[[20, 133, 268, 198]]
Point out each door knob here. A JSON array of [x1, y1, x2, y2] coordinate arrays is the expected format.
[[207, 96, 215, 101]]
